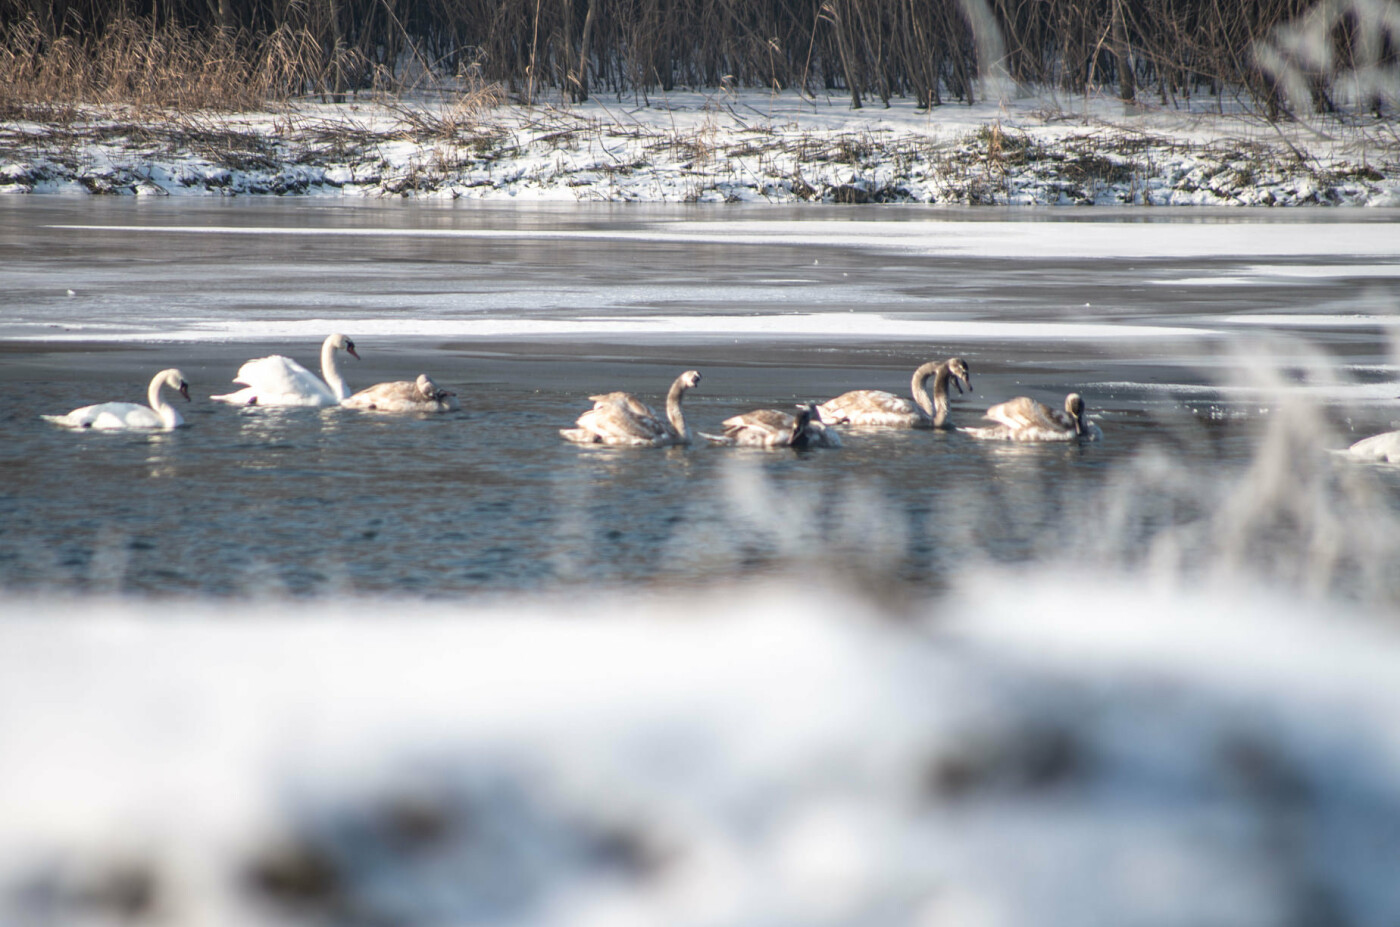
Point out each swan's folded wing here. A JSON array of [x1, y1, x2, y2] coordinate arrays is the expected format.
[[1348, 430, 1400, 462], [983, 396, 1065, 431], [587, 392, 659, 420], [720, 409, 799, 447], [343, 380, 416, 409], [722, 409, 794, 432], [576, 402, 669, 444], [818, 390, 916, 424], [48, 402, 162, 430], [232, 355, 335, 403]]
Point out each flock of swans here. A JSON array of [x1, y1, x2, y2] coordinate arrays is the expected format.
[[39, 335, 1091, 446], [558, 355, 1101, 447], [44, 334, 459, 430], [40, 331, 1400, 462]]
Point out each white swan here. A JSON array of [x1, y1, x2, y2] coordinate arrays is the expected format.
[[704, 404, 843, 448], [211, 334, 359, 407], [1345, 430, 1400, 463], [560, 370, 701, 446], [43, 368, 190, 430], [343, 374, 460, 413], [817, 358, 971, 428], [963, 393, 1101, 442]]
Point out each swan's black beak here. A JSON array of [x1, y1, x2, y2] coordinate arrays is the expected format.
[[962, 375, 972, 394], [347, 344, 361, 360], [179, 382, 191, 401]]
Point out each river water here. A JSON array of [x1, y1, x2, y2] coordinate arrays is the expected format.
[[7, 198, 1400, 927], [3, 198, 1399, 599]]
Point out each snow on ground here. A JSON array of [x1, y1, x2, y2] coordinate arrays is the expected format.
[[3, 89, 1399, 205], [2, 574, 1400, 927]]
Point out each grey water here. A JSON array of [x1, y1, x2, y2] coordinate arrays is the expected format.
[[3, 198, 1399, 599]]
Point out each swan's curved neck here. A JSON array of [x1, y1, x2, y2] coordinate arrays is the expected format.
[[1067, 399, 1086, 435], [909, 361, 945, 423], [789, 411, 812, 447], [321, 339, 350, 401], [665, 377, 692, 442], [148, 376, 183, 428]]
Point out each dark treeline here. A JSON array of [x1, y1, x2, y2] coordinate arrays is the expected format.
[[0, 0, 1389, 114]]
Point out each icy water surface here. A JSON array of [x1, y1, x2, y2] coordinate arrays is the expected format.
[[3, 198, 1400, 597]]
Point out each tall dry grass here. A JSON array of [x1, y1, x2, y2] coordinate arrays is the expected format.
[[0, 0, 1394, 116], [0, 14, 335, 113]]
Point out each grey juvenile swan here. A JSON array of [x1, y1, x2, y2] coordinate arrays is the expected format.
[[963, 393, 1101, 442], [560, 370, 702, 446], [343, 374, 460, 413], [703, 403, 842, 448], [43, 368, 191, 430], [817, 357, 971, 428]]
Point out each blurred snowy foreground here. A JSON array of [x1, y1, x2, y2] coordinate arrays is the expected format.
[[2, 572, 1399, 927]]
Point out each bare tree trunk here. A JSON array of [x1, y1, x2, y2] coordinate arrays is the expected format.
[[572, 0, 596, 101], [832, 0, 862, 108], [526, 0, 543, 104], [323, 0, 347, 102], [560, 0, 574, 96], [1111, 0, 1135, 103]]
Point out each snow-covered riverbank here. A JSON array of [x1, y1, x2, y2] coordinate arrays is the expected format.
[[4, 90, 1400, 205]]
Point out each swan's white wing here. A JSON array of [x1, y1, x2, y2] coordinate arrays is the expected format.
[[213, 355, 337, 407], [1347, 430, 1400, 462], [817, 390, 922, 426], [45, 402, 164, 430]]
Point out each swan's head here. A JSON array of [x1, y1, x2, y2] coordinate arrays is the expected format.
[[415, 374, 454, 400], [160, 368, 191, 401], [330, 334, 361, 360], [789, 404, 815, 447], [1065, 393, 1086, 435], [947, 357, 972, 394], [678, 370, 702, 390]]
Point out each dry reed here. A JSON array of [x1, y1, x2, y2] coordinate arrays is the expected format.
[[0, 0, 1395, 117]]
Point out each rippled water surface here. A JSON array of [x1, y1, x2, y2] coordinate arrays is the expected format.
[[3, 199, 1399, 597]]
